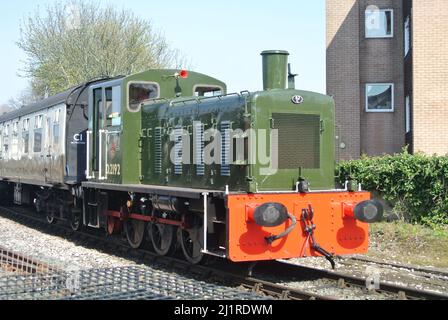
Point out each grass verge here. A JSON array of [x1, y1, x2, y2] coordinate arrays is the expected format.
[[368, 222, 448, 269]]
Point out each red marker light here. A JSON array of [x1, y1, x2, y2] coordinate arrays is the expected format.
[[179, 70, 189, 79]]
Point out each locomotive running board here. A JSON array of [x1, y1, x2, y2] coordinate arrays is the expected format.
[[81, 182, 224, 199]]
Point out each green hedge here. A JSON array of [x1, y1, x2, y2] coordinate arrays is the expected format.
[[337, 150, 448, 226]]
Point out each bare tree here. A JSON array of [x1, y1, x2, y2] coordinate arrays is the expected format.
[[17, 0, 188, 97], [5, 86, 42, 110], [0, 104, 12, 115]]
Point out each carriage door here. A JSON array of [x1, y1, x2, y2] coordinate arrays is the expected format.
[[44, 115, 52, 181], [85, 86, 106, 228], [87, 87, 107, 181], [87, 82, 122, 182]]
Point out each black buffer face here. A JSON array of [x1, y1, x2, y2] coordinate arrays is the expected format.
[[354, 200, 384, 223], [253, 203, 289, 227]]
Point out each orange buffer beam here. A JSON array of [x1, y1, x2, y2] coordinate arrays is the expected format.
[[227, 192, 371, 262]]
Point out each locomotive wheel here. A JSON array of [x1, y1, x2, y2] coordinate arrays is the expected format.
[[178, 227, 204, 265], [124, 219, 146, 249], [148, 222, 176, 256], [70, 212, 82, 232], [106, 216, 122, 236], [46, 213, 57, 225]]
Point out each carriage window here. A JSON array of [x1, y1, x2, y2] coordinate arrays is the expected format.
[[128, 83, 159, 112], [94, 88, 103, 126], [2, 137, 8, 155], [12, 122, 18, 136], [53, 110, 60, 148], [23, 118, 30, 131], [54, 109, 61, 123], [106, 86, 122, 126], [34, 115, 43, 153], [23, 118, 30, 154], [35, 115, 43, 129], [195, 86, 222, 97], [2, 125, 9, 155]]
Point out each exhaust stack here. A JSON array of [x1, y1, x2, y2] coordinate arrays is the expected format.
[[261, 50, 289, 91]]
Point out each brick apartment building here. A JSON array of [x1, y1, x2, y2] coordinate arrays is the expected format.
[[327, 0, 448, 160]]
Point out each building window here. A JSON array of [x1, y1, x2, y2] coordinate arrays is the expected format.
[[365, 8, 394, 38], [404, 15, 411, 57], [406, 96, 411, 133], [366, 84, 394, 112]]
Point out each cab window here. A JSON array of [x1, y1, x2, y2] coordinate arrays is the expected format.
[[106, 86, 122, 126], [128, 83, 159, 112], [195, 86, 222, 97]]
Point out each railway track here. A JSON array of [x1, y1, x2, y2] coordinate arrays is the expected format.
[[342, 256, 448, 280], [0, 205, 332, 300], [257, 261, 448, 300], [1, 205, 447, 300]]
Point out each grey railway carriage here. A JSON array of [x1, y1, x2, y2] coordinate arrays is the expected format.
[[0, 84, 93, 188]]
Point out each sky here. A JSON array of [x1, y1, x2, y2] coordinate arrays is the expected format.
[[0, 0, 326, 105]]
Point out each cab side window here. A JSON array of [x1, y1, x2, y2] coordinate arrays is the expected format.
[[128, 83, 159, 112], [195, 86, 222, 97], [106, 86, 122, 127]]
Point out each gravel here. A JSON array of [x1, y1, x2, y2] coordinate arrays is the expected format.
[[0, 270, 11, 277], [0, 215, 134, 270], [0, 215, 264, 300], [1, 212, 447, 300]]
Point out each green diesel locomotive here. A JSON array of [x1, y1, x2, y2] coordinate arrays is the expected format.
[[0, 51, 382, 265]]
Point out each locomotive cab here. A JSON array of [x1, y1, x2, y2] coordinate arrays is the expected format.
[[83, 69, 227, 228], [84, 70, 227, 185]]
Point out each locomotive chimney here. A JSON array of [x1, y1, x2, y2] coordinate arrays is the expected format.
[[261, 50, 289, 91]]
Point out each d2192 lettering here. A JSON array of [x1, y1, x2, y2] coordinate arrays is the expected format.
[[106, 164, 121, 176]]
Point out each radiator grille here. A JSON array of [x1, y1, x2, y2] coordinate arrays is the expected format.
[[273, 113, 321, 170], [221, 121, 231, 177], [173, 127, 183, 175], [154, 128, 162, 174], [194, 122, 205, 176]]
